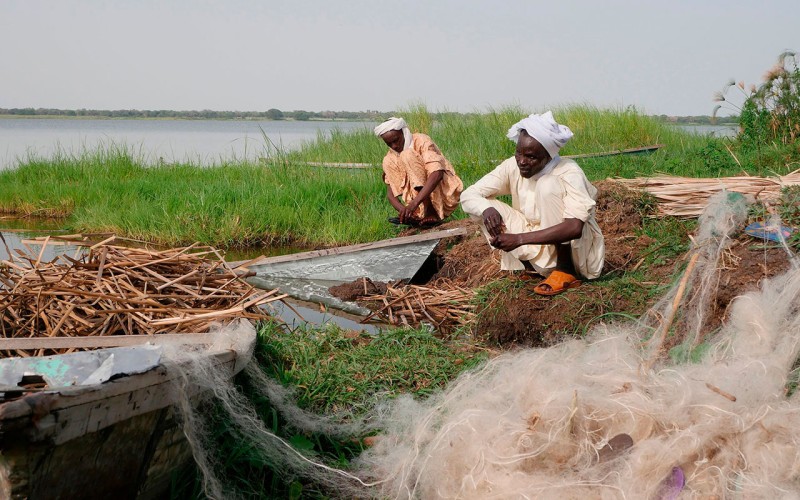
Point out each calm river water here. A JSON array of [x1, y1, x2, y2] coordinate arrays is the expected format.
[[0, 118, 737, 171], [0, 118, 375, 171]]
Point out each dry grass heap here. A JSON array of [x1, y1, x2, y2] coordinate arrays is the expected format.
[[612, 170, 800, 217], [0, 235, 285, 358], [360, 279, 477, 334]]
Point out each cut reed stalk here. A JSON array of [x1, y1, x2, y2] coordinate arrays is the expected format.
[[613, 170, 800, 217], [0, 237, 282, 358]]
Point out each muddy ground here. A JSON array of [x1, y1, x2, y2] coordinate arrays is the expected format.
[[332, 182, 793, 348]]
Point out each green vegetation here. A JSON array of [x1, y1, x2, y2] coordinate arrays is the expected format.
[[4, 54, 797, 498], [294, 104, 716, 180], [3, 103, 797, 249], [0, 145, 394, 247], [715, 51, 800, 150], [258, 321, 486, 412], [172, 322, 486, 498]]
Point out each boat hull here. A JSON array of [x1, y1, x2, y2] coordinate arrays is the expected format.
[[237, 228, 466, 314], [0, 324, 256, 499]]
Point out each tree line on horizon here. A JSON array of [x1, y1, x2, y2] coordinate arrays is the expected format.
[[0, 108, 384, 121], [0, 107, 738, 124]]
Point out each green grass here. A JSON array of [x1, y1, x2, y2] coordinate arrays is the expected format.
[[4, 103, 798, 497], [257, 321, 486, 412], [293, 104, 718, 185], [171, 321, 487, 499], [0, 144, 395, 247], [2, 104, 797, 248]]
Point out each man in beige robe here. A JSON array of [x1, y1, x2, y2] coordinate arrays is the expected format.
[[375, 117, 463, 227], [460, 111, 604, 295]]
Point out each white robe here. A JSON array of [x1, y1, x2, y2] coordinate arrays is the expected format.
[[460, 156, 605, 279]]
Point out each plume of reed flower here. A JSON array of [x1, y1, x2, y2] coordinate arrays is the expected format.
[[736, 50, 800, 147]]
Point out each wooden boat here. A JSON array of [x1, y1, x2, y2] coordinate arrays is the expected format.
[[230, 227, 467, 315], [0, 323, 256, 499]]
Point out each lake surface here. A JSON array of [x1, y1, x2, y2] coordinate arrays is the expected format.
[[676, 123, 738, 137], [0, 118, 375, 170], [0, 118, 739, 171]]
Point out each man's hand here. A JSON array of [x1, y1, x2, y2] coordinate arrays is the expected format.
[[399, 201, 420, 223], [482, 207, 505, 238], [490, 232, 524, 252]]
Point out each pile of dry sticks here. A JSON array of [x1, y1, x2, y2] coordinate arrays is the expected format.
[[360, 279, 476, 334], [0, 235, 286, 358], [612, 170, 800, 217]]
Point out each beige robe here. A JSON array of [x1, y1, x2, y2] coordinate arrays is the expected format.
[[382, 133, 463, 220], [460, 156, 605, 279]]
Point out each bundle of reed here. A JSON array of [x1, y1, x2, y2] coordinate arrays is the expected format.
[[361, 279, 476, 334], [611, 170, 800, 217], [0, 236, 286, 358]]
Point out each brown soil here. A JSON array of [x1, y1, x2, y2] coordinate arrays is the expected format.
[[349, 182, 795, 348], [329, 278, 388, 302], [713, 240, 792, 324], [664, 237, 793, 352]]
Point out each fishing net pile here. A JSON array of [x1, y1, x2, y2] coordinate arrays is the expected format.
[[0, 236, 284, 357], [176, 192, 800, 498]]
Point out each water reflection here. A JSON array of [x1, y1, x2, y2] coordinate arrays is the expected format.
[[676, 123, 738, 137], [263, 299, 382, 334], [0, 229, 80, 262]]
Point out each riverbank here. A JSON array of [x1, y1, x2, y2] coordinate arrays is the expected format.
[[3, 104, 800, 498], [2, 105, 792, 249]]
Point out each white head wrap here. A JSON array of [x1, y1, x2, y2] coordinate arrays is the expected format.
[[374, 117, 413, 151], [507, 111, 573, 158]]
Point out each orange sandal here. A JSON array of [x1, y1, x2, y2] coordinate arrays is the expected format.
[[533, 270, 582, 296]]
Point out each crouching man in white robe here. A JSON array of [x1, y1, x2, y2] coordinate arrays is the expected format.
[[460, 111, 604, 295]]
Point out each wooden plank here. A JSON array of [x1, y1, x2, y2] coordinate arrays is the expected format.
[[228, 226, 467, 269], [296, 145, 664, 168], [0, 325, 255, 423], [563, 144, 665, 160], [298, 161, 378, 168], [0, 333, 219, 350]]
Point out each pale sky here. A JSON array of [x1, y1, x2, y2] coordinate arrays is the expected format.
[[1, 1, 797, 116]]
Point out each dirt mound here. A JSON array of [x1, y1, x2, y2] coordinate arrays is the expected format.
[[372, 183, 793, 347], [662, 237, 793, 352], [431, 221, 504, 288], [329, 278, 388, 302], [594, 181, 657, 273]]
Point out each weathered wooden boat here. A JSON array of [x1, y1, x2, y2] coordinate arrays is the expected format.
[[0, 322, 256, 499], [230, 227, 467, 315]]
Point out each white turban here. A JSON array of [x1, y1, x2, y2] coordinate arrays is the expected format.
[[507, 111, 573, 158], [374, 117, 413, 151]]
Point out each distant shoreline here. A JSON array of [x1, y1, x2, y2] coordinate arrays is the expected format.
[[0, 114, 739, 125], [0, 115, 373, 122], [0, 105, 741, 125]]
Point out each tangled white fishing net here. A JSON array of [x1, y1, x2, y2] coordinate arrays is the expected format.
[[171, 192, 800, 499]]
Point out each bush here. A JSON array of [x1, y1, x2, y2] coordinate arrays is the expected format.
[[739, 51, 800, 149]]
